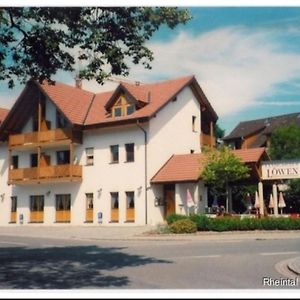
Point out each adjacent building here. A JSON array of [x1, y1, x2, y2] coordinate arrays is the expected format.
[[223, 112, 300, 149], [0, 75, 219, 226]]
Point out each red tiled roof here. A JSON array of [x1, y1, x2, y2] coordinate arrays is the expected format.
[[38, 81, 95, 125], [84, 75, 196, 126], [0, 108, 9, 123], [151, 148, 268, 183]]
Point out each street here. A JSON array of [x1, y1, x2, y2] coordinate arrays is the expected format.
[[0, 233, 299, 290]]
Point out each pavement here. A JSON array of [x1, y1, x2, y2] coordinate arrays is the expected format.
[[1, 225, 300, 277]]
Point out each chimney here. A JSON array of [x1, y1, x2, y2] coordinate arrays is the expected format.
[[75, 76, 82, 89]]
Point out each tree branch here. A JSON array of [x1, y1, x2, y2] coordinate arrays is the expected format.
[[8, 10, 29, 39]]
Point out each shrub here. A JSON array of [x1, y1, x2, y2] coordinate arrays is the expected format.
[[169, 219, 197, 234], [166, 213, 188, 225], [207, 217, 240, 232], [189, 214, 210, 231]]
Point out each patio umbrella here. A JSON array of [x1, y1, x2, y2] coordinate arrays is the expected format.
[[268, 194, 274, 214], [254, 191, 260, 209], [278, 192, 286, 214]]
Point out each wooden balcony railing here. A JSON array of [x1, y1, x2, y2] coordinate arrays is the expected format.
[[126, 208, 135, 222], [56, 210, 71, 223], [8, 164, 82, 184], [9, 128, 82, 148], [200, 133, 216, 148], [86, 209, 93, 223]]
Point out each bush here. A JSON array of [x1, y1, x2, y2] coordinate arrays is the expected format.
[[169, 219, 197, 234], [189, 214, 210, 231], [207, 217, 240, 232], [166, 213, 188, 225]]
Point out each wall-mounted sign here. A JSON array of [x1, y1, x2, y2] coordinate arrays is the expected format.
[[261, 160, 300, 180]]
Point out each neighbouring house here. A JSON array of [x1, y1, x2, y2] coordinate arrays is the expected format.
[[0, 75, 220, 226], [223, 112, 300, 150]]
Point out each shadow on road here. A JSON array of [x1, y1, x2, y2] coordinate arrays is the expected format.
[[0, 245, 171, 289]]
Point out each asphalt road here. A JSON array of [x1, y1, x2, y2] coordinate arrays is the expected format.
[[0, 234, 299, 291]]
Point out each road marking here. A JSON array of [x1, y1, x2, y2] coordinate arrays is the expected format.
[[0, 241, 27, 246], [168, 254, 221, 260], [260, 251, 299, 256]]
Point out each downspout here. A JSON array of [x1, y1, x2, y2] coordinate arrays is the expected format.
[[136, 120, 148, 225]]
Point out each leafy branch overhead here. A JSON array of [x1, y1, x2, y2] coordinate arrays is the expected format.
[[0, 7, 191, 88]]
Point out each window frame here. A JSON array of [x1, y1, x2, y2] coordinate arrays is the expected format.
[[110, 145, 119, 163], [85, 147, 94, 166], [125, 143, 135, 162]]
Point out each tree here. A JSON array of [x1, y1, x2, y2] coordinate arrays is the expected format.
[[201, 146, 250, 212], [269, 123, 300, 160], [0, 7, 191, 88]]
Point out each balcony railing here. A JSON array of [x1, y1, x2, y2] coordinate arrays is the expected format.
[[8, 164, 82, 185], [201, 133, 216, 148], [9, 128, 82, 148]]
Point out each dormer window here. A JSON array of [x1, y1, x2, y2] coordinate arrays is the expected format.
[[112, 95, 135, 117]]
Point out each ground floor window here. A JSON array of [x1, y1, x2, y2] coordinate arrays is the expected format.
[[85, 193, 93, 222], [29, 195, 44, 223], [10, 196, 17, 223], [110, 192, 119, 222], [126, 191, 135, 222], [56, 194, 71, 222]]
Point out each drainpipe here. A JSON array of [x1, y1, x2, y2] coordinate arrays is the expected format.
[[136, 120, 148, 225]]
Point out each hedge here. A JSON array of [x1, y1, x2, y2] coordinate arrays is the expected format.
[[164, 214, 300, 233]]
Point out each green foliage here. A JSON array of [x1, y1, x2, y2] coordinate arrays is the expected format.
[[214, 123, 225, 139], [0, 7, 191, 88], [286, 179, 300, 212], [189, 214, 210, 231], [269, 124, 300, 160], [202, 146, 250, 197], [169, 219, 197, 234], [166, 213, 188, 225]]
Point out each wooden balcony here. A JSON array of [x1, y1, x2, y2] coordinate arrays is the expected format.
[[201, 132, 216, 148], [56, 210, 71, 223], [86, 209, 93, 223], [30, 211, 44, 223], [9, 128, 82, 149], [126, 208, 135, 222], [8, 164, 82, 185]]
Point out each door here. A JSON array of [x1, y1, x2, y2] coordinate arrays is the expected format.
[[164, 184, 175, 217]]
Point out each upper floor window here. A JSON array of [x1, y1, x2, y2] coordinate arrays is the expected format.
[[110, 145, 119, 163], [56, 150, 70, 165], [30, 153, 38, 167], [192, 116, 197, 132], [11, 155, 18, 169], [112, 95, 135, 117], [86, 148, 94, 166], [56, 110, 68, 128], [125, 143, 134, 162]]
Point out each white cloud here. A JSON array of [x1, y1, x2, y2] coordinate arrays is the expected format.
[[129, 27, 300, 117]]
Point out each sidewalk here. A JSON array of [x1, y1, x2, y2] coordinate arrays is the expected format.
[[287, 257, 300, 275], [0, 225, 299, 242]]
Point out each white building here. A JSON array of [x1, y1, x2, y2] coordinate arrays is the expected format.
[[0, 75, 218, 226]]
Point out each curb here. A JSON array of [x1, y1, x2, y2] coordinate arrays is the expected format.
[[287, 257, 300, 275]]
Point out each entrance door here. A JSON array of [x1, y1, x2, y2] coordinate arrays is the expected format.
[[164, 184, 175, 217]]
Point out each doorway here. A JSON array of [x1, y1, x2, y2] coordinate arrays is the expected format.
[[164, 184, 175, 218]]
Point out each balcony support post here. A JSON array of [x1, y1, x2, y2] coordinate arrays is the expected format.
[[70, 142, 73, 179], [37, 146, 41, 180]]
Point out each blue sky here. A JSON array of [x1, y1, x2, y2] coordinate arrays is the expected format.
[[1, 6, 300, 135]]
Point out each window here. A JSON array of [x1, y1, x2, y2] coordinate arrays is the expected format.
[[192, 115, 197, 132], [126, 105, 135, 115], [126, 192, 135, 209], [125, 143, 134, 162], [112, 95, 135, 117], [30, 195, 44, 212], [86, 193, 93, 209], [113, 107, 122, 117], [110, 145, 119, 163], [56, 150, 70, 165], [56, 194, 71, 211], [111, 192, 119, 209], [56, 110, 68, 128], [11, 155, 18, 169], [11, 196, 17, 212], [30, 153, 38, 167], [86, 148, 94, 166]]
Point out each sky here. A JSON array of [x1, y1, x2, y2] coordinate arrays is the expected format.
[[1, 5, 300, 135]]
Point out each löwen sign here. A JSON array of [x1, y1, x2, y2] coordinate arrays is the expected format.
[[261, 160, 300, 180]]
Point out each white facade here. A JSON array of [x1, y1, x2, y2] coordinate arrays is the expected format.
[[0, 83, 211, 226]]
